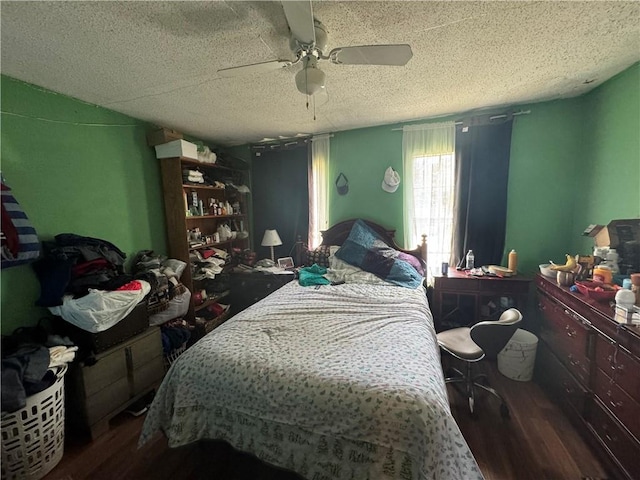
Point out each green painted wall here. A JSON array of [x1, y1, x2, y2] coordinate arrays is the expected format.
[[576, 64, 640, 253], [1, 76, 167, 334], [504, 98, 585, 275], [329, 125, 404, 236], [326, 63, 639, 277]]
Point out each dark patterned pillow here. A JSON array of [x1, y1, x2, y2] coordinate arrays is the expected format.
[[306, 245, 332, 267], [334, 219, 423, 288]]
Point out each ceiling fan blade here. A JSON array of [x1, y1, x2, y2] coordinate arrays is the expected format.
[[217, 59, 293, 78], [282, 0, 315, 45], [328, 44, 413, 66]]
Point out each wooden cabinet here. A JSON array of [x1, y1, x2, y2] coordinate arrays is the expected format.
[[535, 274, 640, 480], [432, 270, 531, 331], [66, 327, 164, 439], [159, 156, 251, 323]]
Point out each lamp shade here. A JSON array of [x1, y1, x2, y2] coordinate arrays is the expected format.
[[261, 229, 282, 247]]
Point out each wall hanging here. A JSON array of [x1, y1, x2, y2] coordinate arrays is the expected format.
[[381, 167, 400, 193], [1, 175, 41, 269], [335, 173, 349, 195]]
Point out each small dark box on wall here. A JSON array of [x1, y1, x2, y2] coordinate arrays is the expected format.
[[53, 301, 149, 354]]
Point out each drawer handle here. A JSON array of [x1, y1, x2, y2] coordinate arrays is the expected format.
[[567, 354, 580, 367], [606, 391, 624, 409], [565, 325, 576, 338], [604, 432, 618, 443], [609, 400, 623, 409], [609, 363, 625, 373], [561, 381, 574, 395]]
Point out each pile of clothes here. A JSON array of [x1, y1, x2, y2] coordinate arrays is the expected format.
[[1, 325, 77, 413], [190, 247, 228, 281], [131, 251, 192, 348], [32, 234, 150, 333], [33, 233, 131, 307], [182, 168, 205, 185]]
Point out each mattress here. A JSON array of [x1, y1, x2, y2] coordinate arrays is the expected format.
[[139, 281, 483, 480]]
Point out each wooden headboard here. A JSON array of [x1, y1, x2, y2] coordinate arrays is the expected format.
[[319, 219, 427, 267]]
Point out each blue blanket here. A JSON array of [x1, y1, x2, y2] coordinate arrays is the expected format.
[[334, 220, 423, 288]]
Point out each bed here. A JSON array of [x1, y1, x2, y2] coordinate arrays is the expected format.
[[139, 219, 483, 480]]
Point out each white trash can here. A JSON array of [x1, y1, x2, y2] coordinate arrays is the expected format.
[[497, 328, 538, 381]]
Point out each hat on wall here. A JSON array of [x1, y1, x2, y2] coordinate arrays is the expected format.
[[381, 167, 400, 193]]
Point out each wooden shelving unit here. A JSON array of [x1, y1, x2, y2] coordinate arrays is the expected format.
[[159, 156, 251, 323]]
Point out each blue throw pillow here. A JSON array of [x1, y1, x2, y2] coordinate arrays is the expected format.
[[335, 220, 423, 288]]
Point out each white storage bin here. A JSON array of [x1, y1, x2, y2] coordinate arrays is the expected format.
[[154, 139, 198, 160], [1, 365, 67, 480], [497, 329, 538, 382]]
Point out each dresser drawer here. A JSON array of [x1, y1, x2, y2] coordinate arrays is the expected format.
[[84, 377, 130, 424], [594, 335, 640, 405], [536, 341, 587, 415], [594, 367, 640, 441], [538, 295, 592, 385], [82, 349, 128, 398], [588, 399, 640, 480], [132, 356, 165, 396], [128, 327, 162, 369]]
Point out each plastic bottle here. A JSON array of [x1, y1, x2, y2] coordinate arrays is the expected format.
[[508, 249, 518, 274], [465, 250, 475, 270]]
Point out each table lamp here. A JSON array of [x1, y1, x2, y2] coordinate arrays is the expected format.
[[261, 229, 282, 262]]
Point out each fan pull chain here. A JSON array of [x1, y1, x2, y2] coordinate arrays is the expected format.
[[313, 94, 317, 121]]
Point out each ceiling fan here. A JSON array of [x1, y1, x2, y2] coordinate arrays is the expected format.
[[217, 1, 413, 96]]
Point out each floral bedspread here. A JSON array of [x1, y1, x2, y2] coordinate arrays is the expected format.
[[140, 282, 483, 480]]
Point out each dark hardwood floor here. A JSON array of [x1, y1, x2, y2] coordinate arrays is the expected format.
[[44, 361, 611, 480]]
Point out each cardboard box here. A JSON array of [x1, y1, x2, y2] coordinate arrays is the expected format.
[[146, 127, 183, 146], [583, 219, 640, 247], [154, 139, 198, 160], [584, 219, 640, 275]]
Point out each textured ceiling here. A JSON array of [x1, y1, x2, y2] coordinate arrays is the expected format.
[[1, 1, 639, 147]]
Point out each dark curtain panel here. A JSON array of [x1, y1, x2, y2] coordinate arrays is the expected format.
[[251, 144, 310, 261], [452, 118, 513, 268]]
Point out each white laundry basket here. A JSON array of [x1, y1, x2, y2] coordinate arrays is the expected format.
[[1, 365, 67, 480], [497, 329, 538, 381]]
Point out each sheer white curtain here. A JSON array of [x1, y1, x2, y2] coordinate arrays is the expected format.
[[402, 122, 456, 280], [309, 134, 330, 248]]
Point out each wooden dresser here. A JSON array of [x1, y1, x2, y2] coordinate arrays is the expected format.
[[535, 274, 640, 479], [66, 327, 165, 439]]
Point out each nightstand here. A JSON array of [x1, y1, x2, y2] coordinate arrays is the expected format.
[[227, 270, 295, 315]]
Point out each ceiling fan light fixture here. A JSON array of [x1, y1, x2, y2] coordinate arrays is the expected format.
[[295, 59, 325, 95]]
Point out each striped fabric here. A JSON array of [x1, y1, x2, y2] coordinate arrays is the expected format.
[[1, 178, 40, 268]]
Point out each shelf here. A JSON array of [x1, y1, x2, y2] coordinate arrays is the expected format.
[[194, 290, 230, 313], [183, 184, 225, 191], [189, 238, 248, 251], [178, 157, 247, 171], [186, 214, 245, 220]]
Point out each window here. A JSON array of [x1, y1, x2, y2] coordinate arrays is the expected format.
[[309, 134, 330, 248], [402, 122, 456, 281], [411, 153, 455, 278]]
